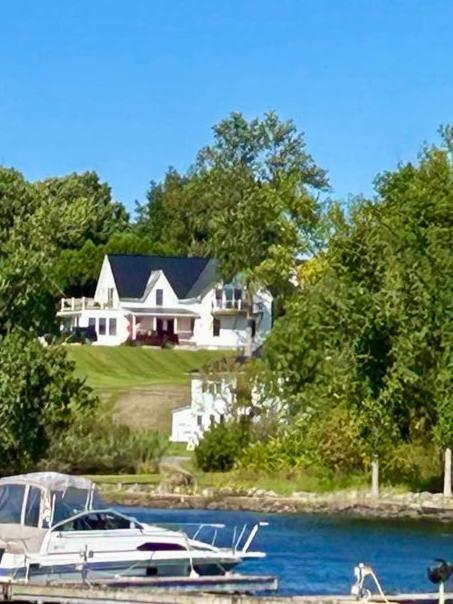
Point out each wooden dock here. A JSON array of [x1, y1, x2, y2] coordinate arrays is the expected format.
[[0, 582, 451, 604]]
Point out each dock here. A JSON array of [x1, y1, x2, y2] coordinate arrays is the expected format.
[[0, 582, 451, 604]]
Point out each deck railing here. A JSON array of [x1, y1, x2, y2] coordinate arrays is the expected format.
[[59, 297, 114, 312]]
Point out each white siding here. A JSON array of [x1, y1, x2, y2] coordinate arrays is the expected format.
[[141, 272, 179, 308], [78, 309, 129, 346], [94, 257, 120, 308]]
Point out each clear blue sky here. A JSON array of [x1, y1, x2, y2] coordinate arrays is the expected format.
[[1, 0, 453, 213]]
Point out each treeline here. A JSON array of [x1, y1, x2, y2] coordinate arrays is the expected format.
[[0, 111, 326, 474], [197, 127, 453, 494]]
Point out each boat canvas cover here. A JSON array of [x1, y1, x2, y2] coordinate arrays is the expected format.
[[0, 472, 93, 492]]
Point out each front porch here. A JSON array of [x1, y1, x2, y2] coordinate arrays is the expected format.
[[126, 308, 199, 347]]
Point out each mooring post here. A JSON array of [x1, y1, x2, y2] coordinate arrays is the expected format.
[[371, 453, 379, 498], [443, 447, 452, 498]]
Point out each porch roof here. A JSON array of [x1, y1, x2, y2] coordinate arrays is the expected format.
[[124, 307, 199, 318]]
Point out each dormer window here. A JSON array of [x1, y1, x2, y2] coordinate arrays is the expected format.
[[156, 289, 163, 306]]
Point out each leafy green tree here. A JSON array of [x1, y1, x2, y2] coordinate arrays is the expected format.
[[193, 111, 329, 289], [0, 331, 96, 472], [262, 128, 453, 491], [35, 171, 129, 248], [135, 168, 204, 255], [53, 231, 158, 297], [0, 167, 104, 334]]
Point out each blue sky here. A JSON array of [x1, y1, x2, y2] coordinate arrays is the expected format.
[[1, 1, 452, 213]]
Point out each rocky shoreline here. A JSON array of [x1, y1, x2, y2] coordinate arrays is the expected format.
[[101, 484, 453, 521]]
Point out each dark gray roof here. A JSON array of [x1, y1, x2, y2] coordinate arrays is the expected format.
[[107, 254, 218, 300]]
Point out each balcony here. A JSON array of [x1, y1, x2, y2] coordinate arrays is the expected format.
[[211, 296, 247, 316], [58, 297, 114, 313]]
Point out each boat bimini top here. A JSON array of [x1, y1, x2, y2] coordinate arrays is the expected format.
[[0, 472, 98, 553]]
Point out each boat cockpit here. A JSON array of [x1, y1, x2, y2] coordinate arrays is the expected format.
[[0, 472, 100, 530]]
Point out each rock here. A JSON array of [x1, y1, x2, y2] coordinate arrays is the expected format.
[[201, 488, 215, 497], [254, 489, 267, 497], [264, 490, 279, 498]]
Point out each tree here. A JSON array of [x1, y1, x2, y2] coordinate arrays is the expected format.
[[261, 127, 453, 490], [35, 171, 130, 297], [35, 171, 129, 249], [0, 331, 96, 472], [0, 167, 110, 333], [134, 168, 204, 256], [53, 231, 159, 297], [193, 111, 328, 288]]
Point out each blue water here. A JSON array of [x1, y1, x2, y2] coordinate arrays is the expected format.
[[120, 507, 453, 596]]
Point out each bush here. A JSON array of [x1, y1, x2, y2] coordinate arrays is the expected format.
[[42, 411, 168, 474], [383, 440, 442, 490], [238, 407, 367, 476], [308, 405, 366, 474], [195, 420, 250, 472], [0, 331, 96, 473]]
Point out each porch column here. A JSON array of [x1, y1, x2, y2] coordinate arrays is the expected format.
[[174, 317, 178, 334], [153, 316, 157, 330], [132, 315, 137, 340]]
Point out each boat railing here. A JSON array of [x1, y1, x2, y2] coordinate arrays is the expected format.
[[157, 521, 268, 552]]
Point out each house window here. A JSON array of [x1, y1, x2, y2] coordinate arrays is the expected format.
[[213, 318, 221, 337], [99, 318, 106, 335], [209, 414, 216, 425], [215, 288, 222, 308], [88, 317, 96, 329], [225, 288, 233, 309], [107, 288, 114, 307], [156, 289, 163, 306], [109, 318, 117, 336], [197, 415, 203, 427], [234, 288, 242, 308]]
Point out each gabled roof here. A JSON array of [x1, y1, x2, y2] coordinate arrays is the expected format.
[[107, 254, 218, 300]]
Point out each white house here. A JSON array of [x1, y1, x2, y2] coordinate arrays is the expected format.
[[58, 254, 273, 350], [171, 354, 275, 449], [171, 374, 235, 447]]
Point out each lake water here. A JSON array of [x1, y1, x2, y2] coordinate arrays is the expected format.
[[121, 506, 453, 596]]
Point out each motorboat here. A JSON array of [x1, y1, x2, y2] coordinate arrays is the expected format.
[[0, 472, 267, 584]]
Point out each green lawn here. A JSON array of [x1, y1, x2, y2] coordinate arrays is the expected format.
[[67, 346, 225, 390]]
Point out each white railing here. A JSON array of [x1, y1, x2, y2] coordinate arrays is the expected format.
[[212, 296, 244, 311], [59, 297, 114, 312]]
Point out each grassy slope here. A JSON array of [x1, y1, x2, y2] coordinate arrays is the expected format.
[[67, 346, 225, 390]]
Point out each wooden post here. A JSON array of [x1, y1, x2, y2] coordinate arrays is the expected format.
[[444, 447, 452, 498], [371, 453, 379, 498], [132, 315, 137, 341]]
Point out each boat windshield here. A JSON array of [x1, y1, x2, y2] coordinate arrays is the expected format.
[[51, 487, 104, 525], [0, 484, 26, 524]]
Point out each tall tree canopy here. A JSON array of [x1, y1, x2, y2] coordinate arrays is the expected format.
[[135, 112, 329, 295], [0, 168, 106, 333], [263, 129, 453, 476]]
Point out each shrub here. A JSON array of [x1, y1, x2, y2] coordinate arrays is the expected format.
[[42, 411, 168, 474], [238, 407, 366, 476], [195, 420, 250, 472], [383, 440, 442, 490], [238, 429, 310, 473], [308, 405, 366, 474]]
